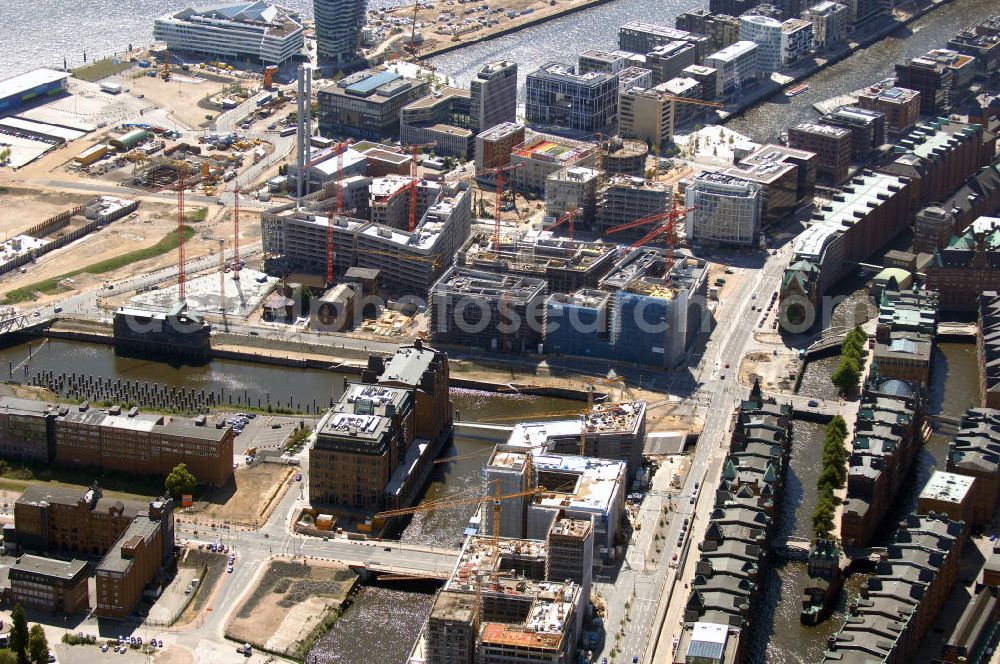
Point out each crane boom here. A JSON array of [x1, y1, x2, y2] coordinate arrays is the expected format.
[[374, 483, 543, 520], [544, 208, 581, 241]]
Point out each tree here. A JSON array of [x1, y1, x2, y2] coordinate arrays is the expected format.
[[27, 625, 47, 664], [831, 357, 860, 393], [165, 463, 197, 498], [10, 605, 27, 664]]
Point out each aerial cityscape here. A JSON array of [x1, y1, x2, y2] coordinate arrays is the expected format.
[[0, 0, 998, 662]]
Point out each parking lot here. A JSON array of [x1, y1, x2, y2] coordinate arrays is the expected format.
[[223, 413, 310, 457]]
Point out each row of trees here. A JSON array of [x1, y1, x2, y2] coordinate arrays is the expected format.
[[812, 415, 849, 539], [831, 326, 868, 393], [6, 604, 49, 664]]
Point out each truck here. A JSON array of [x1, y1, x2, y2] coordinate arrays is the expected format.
[[256, 93, 273, 107], [100, 82, 122, 95]]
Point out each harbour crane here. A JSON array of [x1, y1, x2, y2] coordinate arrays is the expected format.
[[543, 207, 581, 242]]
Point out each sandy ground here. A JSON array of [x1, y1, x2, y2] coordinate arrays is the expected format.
[[739, 349, 800, 393], [184, 463, 295, 528], [0, 186, 93, 237], [121, 72, 230, 131], [226, 558, 356, 659]]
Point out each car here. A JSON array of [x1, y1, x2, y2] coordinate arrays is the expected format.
[[633, 656, 639, 662], [689, 496, 695, 504], [53, 307, 63, 313], [672, 553, 678, 561], [719, 374, 725, 380], [808, 399, 819, 407], [101, 645, 109, 653], [724, 363, 730, 368], [227, 566, 233, 573]]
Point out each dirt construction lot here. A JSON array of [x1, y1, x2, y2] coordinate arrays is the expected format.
[[227, 558, 357, 659], [185, 463, 295, 528]]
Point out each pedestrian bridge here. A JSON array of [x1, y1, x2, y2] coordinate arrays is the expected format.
[[770, 537, 812, 561], [0, 311, 50, 338]]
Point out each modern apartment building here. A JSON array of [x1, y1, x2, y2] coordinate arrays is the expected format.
[[682, 64, 722, 101], [856, 82, 921, 134], [645, 41, 699, 85], [153, 1, 303, 65], [787, 122, 852, 184], [474, 121, 525, 171], [802, 1, 848, 49], [739, 15, 783, 73], [317, 69, 431, 140], [705, 41, 760, 97], [314, 0, 366, 66], [596, 176, 671, 234], [895, 53, 957, 115], [661, 77, 705, 126], [618, 66, 654, 93], [469, 60, 517, 135], [820, 105, 887, 158], [675, 10, 741, 52], [618, 22, 711, 61], [617, 85, 675, 151], [544, 166, 603, 225], [400, 87, 474, 159], [578, 50, 627, 75], [509, 132, 600, 195], [525, 63, 619, 134], [686, 172, 763, 247], [948, 15, 1000, 79], [843, 0, 886, 28], [780, 19, 814, 65]]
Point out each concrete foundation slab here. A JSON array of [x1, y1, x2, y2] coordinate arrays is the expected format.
[[129, 268, 277, 318]]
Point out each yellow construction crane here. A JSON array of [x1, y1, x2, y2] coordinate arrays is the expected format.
[[432, 441, 547, 464]]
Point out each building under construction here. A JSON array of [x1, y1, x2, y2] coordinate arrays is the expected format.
[[261, 181, 471, 296], [596, 176, 672, 235], [510, 132, 600, 195], [429, 267, 547, 353], [456, 231, 621, 293], [411, 522, 593, 664]]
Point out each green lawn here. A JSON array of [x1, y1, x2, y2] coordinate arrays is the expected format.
[[72, 57, 132, 82], [3, 226, 196, 304]]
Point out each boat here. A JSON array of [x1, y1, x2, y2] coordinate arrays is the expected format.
[[786, 82, 810, 97]]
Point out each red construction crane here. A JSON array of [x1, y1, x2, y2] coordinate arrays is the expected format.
[[404, 142, 436, 232], [323, 140, 351, 286], [476, 162, 524, 245], [608, 198, 694, 285], [177, 170, 186, 302], [232, 183, 241, 281], [544, 207, 581, 242]]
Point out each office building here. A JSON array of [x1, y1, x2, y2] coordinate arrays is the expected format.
[[926, 217, 1000, 312], [525, 63, 619, 134], [545, 255, 708, 369], [286, 145, 367, 196], [676, 10, 742, 52], [779, 171, 913, 327], [896, 54, 957, 115], [597, 176, 671, 234], [430, 268, 547, 353], [645, 41, 699, 85], [820, 106, 886, 159], [676, 384, 792, 664], [705, 41, 760, 97], [475, 121, 525, 171], [618, 85, 675, 151], [314, 0, 366, 66], [95, 502, 172, 619], [739, 15, 783, 73], [400, 87, 474, 159], [948, 408, 1000, 525], [545, 166, 603, 225], [803, 1, 848, 49], [509, 132, 600, 195], [780, 19, 814, 65], [823, 514, 967, 664], [948, 16, 1000, 79], [661, 77, 705, 127], [857, 82, 921, 134], [980, 293, 1000, 409], [9, 555, 89, 614], [723, 144, 817, 223], [686, 172, 763, 247], [841, 369, 925, 548], [918, 470, 976, 525], [469, 61, 517, 135], [317, 69, 431, 140], [52, 405, 234, 486], [152, 2, 304, 65], [788, 123, 851, 184], [618, 22, 711, 61]]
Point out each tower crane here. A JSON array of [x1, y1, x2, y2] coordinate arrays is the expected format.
[[404, 142, 436, 232], [606, 197, 694, 285], [543, 207, 581, 242], [579, 373, 625, 455], [173, 161, 194, 304], [476, 162, 524, 246], [310, 140, 351, 286]]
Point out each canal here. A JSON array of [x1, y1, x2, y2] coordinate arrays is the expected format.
[[724, 0, 982, 141]]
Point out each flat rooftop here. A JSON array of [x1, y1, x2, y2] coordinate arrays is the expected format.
[[919, 470, 974, 504], [11, 554, 87, 581], [0, 69, 69, 101]]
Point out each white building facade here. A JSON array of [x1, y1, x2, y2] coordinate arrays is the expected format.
[[686, 172, 763, 248]]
